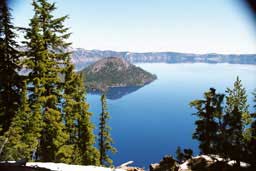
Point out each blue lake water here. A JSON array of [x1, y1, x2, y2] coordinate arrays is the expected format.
[[87, 63, 256, 168]]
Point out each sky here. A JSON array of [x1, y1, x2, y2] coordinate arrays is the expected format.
[[11, 0, 256, 54]]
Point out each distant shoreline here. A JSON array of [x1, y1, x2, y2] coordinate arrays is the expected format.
[[72, 49, 256, 71]]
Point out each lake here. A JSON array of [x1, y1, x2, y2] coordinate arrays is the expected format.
[[87, 63, 256, 168]]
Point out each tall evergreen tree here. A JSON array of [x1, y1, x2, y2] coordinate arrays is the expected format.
[[224, 76, 251, 166], [62, 64, 100, 165], [24, 0, 71, 162], [98, 94, 116, 167], [0, 0, 22, 135], [190, 88, 223, 155], [24, 0, 99, 164]]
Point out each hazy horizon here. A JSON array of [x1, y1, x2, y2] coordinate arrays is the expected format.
[[12, 0, 256, 54], [73, 47, 256, 55]]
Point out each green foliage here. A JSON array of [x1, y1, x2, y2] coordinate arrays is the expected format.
[[18, 0, 99, 164], [0, 81, 41, 161], [22, 0, 73, 162], [247, 89, 256, 166], [63, 64, 100, 165], [190, 77, 255, 168], [190, 88, 224, 155], [0, 0, 101, 165], [224, 77, 251, 166], [253, 89, 256, 110], [0, 0, 22, 136], [225, 76, 251, 126], [98, 94, 117, 167]]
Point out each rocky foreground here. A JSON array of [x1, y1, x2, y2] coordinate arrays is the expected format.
[[1, 155, 254, 171], [149, 155, 253, 171]]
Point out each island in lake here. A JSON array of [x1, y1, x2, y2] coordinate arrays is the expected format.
[[80, 57, 157, 92]]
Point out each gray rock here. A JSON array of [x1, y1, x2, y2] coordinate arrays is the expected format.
[[150, 155, 179, 171]]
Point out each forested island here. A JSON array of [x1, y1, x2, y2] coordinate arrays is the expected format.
[[80, 57, 157, 92]]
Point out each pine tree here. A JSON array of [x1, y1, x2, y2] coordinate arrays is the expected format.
[[224, 76, 251, 166], [22, 1, 46, 160], [247, 89, 256, 166], [0, 0, 22, 136], [24, 0, 71, 162], [190, 88, 222, 155], [0, 80, 41, 161], [98, 94, 116, 167], [24, 0, 100, 163], [62, 64, 100, 165]]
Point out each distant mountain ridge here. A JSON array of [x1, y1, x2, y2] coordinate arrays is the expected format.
[[72, 48, 256, 70]]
